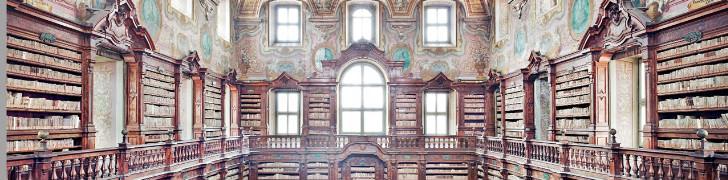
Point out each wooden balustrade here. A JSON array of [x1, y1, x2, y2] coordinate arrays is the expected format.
[[6, 135, 251, 180]]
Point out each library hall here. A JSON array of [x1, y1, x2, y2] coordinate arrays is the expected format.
[[2, 0, 728, 179]]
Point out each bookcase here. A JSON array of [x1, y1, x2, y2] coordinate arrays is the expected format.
[[342, 156, 385, 180], [204, 76, 224, 138], [494, 87, 503, 137], [256, 162, 300, 180], [306, 161, 330, 180], [239, 81, 269, 135], [305, 89, 336, 135], [456, 82, 487, 136], [389, 79, 424, 136], [501, 74, 525, 139], [396, 162, 419, 180], [550, 60, 593, 144], [425, 162, 469, 180], [648, 16, 728, 151], [139, 57, 179, 143], [6, 11, 90, 154]]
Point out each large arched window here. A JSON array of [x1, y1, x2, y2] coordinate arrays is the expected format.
[[339, 62, 386, 134]]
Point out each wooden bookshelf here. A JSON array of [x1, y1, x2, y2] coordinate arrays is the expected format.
[[552, 62, 593, 144], [256, 162, 300, 180], [204, 76, 224, 137], [651, 26, 728, 151], [305, 90, 335, 135], [425, 162, 469, 180], [396, 162, 419, 180], [306, 161, 330, 180], [140, 60, 179, 142], [6, 18, 88, 154], [501, 75, 525, 139], [455, 81, 486, 136], [389, 79, 424, 136], [494, 87, 503, 137], [239, 81, 269, 135]]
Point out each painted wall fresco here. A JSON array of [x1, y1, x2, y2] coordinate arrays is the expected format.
[[235, 1, 491, 81], [133, 0, 236, 74]]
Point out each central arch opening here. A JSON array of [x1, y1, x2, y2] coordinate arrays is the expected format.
[[338, 61, 387, 135]]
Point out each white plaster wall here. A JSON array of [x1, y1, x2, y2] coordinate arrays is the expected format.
[[179, 77, 194, 140], [224, 85, 231, 136], [609, 59, 639, 148], [93, 60, 124, 148]]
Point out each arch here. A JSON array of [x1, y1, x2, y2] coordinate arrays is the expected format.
[[92, 0, 156, 52], [578, 0, 650, 51], [322, 42, 405, 79], [338, 61, 388, 135]]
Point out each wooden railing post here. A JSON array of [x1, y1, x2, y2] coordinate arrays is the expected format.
[[164, 130, 174, 171], [694, 129, 716, 180], [559, 141, 570, 173], [221, 127, 227, 154], [32, 131, 52, 180], [117, 129, 130, 178], [608, 129, 623, 178], [198, 135, 206, 162], [524, 139, 532, 163]]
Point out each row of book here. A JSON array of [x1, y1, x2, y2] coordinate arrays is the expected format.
[[240, 108, 260, 113], [505, 85, 523, 94], [464, 108, 485, 113], [658, 95, 728, 110], [657, 139, 723, 150], [395, 121, 417, 127], [657, 35, 728, 59], [556, 135, 589, 143], [205, 91, 222, 100], [308, 112, 329, 119], [464, 115, 485, 119], [143, 66, 174, 81], [464, 103, 484, 108], [505, 112, 523, 120], [143, 86, 175, 98], [505, 104, 523, 111], [557, 107, 590, 116], [142, 78, 174, 90], [397, 130, 417, 135], [556, 78, 590, 90], [7, 92, 80, 111], [8, 139, 76, 152], [464, 94, 485, 98], [8, 48, 82, 70], [426, 169, 468, 173], [351, 167, 376, 172], [309, 107, 329, 112], [260, 162, 300, 167], [240, 98, 262, 103], [504, 97, 523, 105], [7, 115, 80, 130], [310, 120, 330, 127], [258, 174, 299, 179], [8, 64, 81, 82], [556, 94, 590, 106], [144, 104, 174, 116], [205, 103, 222, 110], [395, 102, 417, 108], [8, 78, 82, 94], [505, 121, 523, 129], [504, 91, 524, 100], [307, 174, 329, 179], [657, 75, 728, 94], [658, 62, 728, 82], [505, 131, 523, 138], [658, 113, 728, 129], [426, 176, 467, 180], [556, 69, 589, 83], [463, 98, 485, 103], [204, 120, 222, 128], [241, 120, 261, 127], [556, 118, 590, 129], [241, 114, 261, 119], [556, 86, 590, 98], [144, 95, 174, 105], [657, 47, 728, 69], [204, 110, 222, 119], [142, 117, 173, 129], [240, 94, 261, 98], [396, 113, 416, 119], [7, 36, 81, 59], [464, 123, 485, 128], [396, 98, 417, 103]]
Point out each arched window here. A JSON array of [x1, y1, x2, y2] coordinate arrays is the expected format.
[[347, 2, 378, 46], [339, 62, 386, 134]]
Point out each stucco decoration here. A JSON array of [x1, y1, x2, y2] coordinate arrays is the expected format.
[[514, 29, 527, 58], [579, 0, 649, 51], [462, 0, 490, 18], [569, 0, 592, 39], [644, 0, 719, 21], [531, 0, 563, 25], [314, 48, 335, 71], [308, 0, 342, 18], [239, 0, 263, 20], [392, 47, 412, 71], [140, 0, 161, 39], [201, 31, 213, 58], [508, 0, 528, 19], [384, 0, 418, 18], [494, 0, 510, 42]]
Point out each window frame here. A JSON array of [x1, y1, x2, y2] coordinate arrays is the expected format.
[[269, 1, 303, 47], [424, 91, 451, 135], [338, 62, 387, 135], [346, 1, 379, 46], [422, 0, 457, 47], [273, 91, 301, 135], [216, 0, 231, 42]]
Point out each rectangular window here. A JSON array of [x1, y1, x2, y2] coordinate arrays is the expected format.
[[423, 2, 455, 47], [171, 0, 193, 18], [346, 2, 378, 46], [272, 5, 301, 45], [275, 92, 300, 135], [425, 92, 449, 135], [216, 0, 231, 41]]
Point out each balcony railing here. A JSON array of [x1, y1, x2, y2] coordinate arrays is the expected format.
[[8, 132, 728, 180], [6, 132, 250, 180]]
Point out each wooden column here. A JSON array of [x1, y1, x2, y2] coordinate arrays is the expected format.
[[192, 69, 207, 139], [521, 71, 536, 140], [124, 54, 144, 144], [593, 53, 611, 145]]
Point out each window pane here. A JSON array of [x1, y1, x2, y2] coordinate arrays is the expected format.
[[437, 115, 448, 134], [341, 65, 362, 84], [426, 26, 437, 42], [426, 115, 436, 134], [363, 87, 383, 108], [277, 115, 288, 134], [437, 93, 447, 113], [362, 65, 383, 84], [438, 26, 449, 42], [437, 8, 448, 24], [277, 7, 289, 23], [353, 9, 372, 17], [426, 8, 437, 24], [288, 93, 299, 112], [277, 93, 288, 112], [341, 87, 362, 108], [288, 115, 298, 134], [426, 93, 436, 113], [342, 111, 361, 132], [288, 8, 299, 23], [363, 111, 383, 133]]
